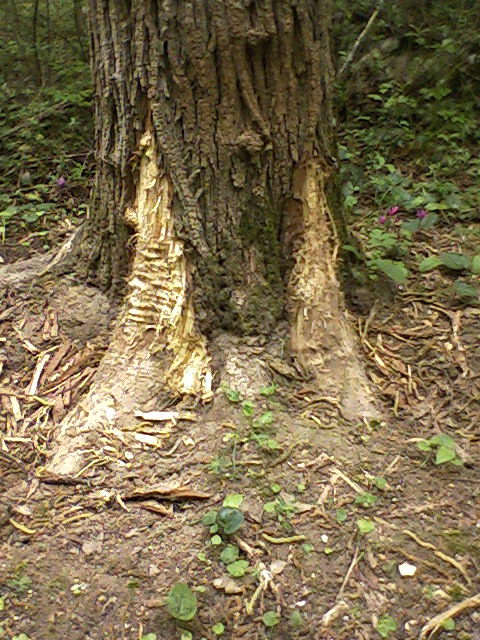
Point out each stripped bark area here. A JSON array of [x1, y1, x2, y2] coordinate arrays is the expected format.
[[46, 0, 376, 474]]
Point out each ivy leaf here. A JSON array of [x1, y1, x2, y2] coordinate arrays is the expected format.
[[435, 445, 457, 465], [376, 614, 397, 637], [262, 611, 280, 628], [355, 492, 377, 508], [223, 494, 244, 509], [439, 252, 470, 271], [167, 583, 197, 621], [202, 510, 217, 526], [430, 433, 456, 449], [241, 401, 254, 417], [418, 255, 443, 272], [357, 519, 375, 534], [375, 259, 408, 284], [336, 508, 348, 523], [216, 507, 244, 535], [223, 387, 240, 402], [212, 622, 225, 636], [471, 255, 480, 275], [441, 618, 455, 631], [226, 560, 249, 577], [263, 501, 276, 513], [417, 439, 432, 452], [220, 545, 239, 565], [254, 411, 273, 427], [259, 383, 276, 396], [453, 281, 478, 299]]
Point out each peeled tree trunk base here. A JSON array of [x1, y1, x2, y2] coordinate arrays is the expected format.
[[46, 133, 377, 477]]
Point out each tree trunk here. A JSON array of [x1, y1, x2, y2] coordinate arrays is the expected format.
[[48, 0, 376, 474]]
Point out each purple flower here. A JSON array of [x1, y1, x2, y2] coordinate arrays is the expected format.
[[388, 205, 399, 216], [57, 176, 66, 188], [379, 215, 387, 224], [416, 208, 427, 219]]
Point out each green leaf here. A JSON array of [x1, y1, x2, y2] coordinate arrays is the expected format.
[[430, 433, 456, 449], [425, 202, 448, 211], [271, 483, 281, 494], [418, 255, 443, 272], [254, 411, 273, 427], [290, 610, 303, 628], [302, 543, 314, 554], [357, 519, 375, 534], [212, 622, 225, 636], [202, 510, 217, 526], [439, 252, 471, 271], [453, 281, 478, 299], [267, 438, 281, 450], [374, 477, 387, 490], [376, 614, 397, 637], [223, 386, 240, 402], [375, 259, 408, 284], [0, 597, 4, 611], [181, 631, 193, 640], [417, 439, 432, 452], [355, 492, 377, 508], [141, 634, 157, 640], [167, 583, 197, 621], [259, 383, 276, 396], [210, 524, 219, 534], [262, 611, 280, 628], [336, 509, 348, 523], [211, 535, 222, 546], [226, 560, 249, 577], [13, 636, 32, 640], [419, 212, 439, 228], [216, 507, 244, 535], [441, 618, 455, 631], [263, 501, 276, 513], [435, 446, 457, 465], [241, 401, 254, 417], [472, 255, 480, 275], [220, 545, 239, 565], [223, 494, 244, 509]]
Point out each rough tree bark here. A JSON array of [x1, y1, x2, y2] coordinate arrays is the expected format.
[[48, 0, 376, 474]]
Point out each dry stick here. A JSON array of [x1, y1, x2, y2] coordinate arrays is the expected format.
[[338, 0, 385, 79], [418, 592, 480, 640], [336, 544, 361, 601]]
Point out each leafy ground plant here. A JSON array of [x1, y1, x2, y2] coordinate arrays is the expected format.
[[417, 433, 463, 466]]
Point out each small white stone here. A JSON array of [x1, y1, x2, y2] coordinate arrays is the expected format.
[[321, 534, 329, 543], [398, 562, 417, 577]]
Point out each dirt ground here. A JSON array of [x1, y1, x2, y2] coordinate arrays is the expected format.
[[1, 225, 480, 640]]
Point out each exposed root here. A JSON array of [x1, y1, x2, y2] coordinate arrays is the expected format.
[[0, 227, 81, 289]]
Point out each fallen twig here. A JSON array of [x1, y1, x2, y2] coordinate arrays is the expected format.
[[418, 592, 480, 639]]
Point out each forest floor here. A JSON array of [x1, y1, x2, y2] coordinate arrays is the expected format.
[[1, 208, 480, 640]]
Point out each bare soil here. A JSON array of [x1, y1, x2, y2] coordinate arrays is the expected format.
[[1, 226, 479, 640]]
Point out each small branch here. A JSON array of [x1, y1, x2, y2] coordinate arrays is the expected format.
[[418, 592, 480, 640], [338, 0, 385, 80]]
